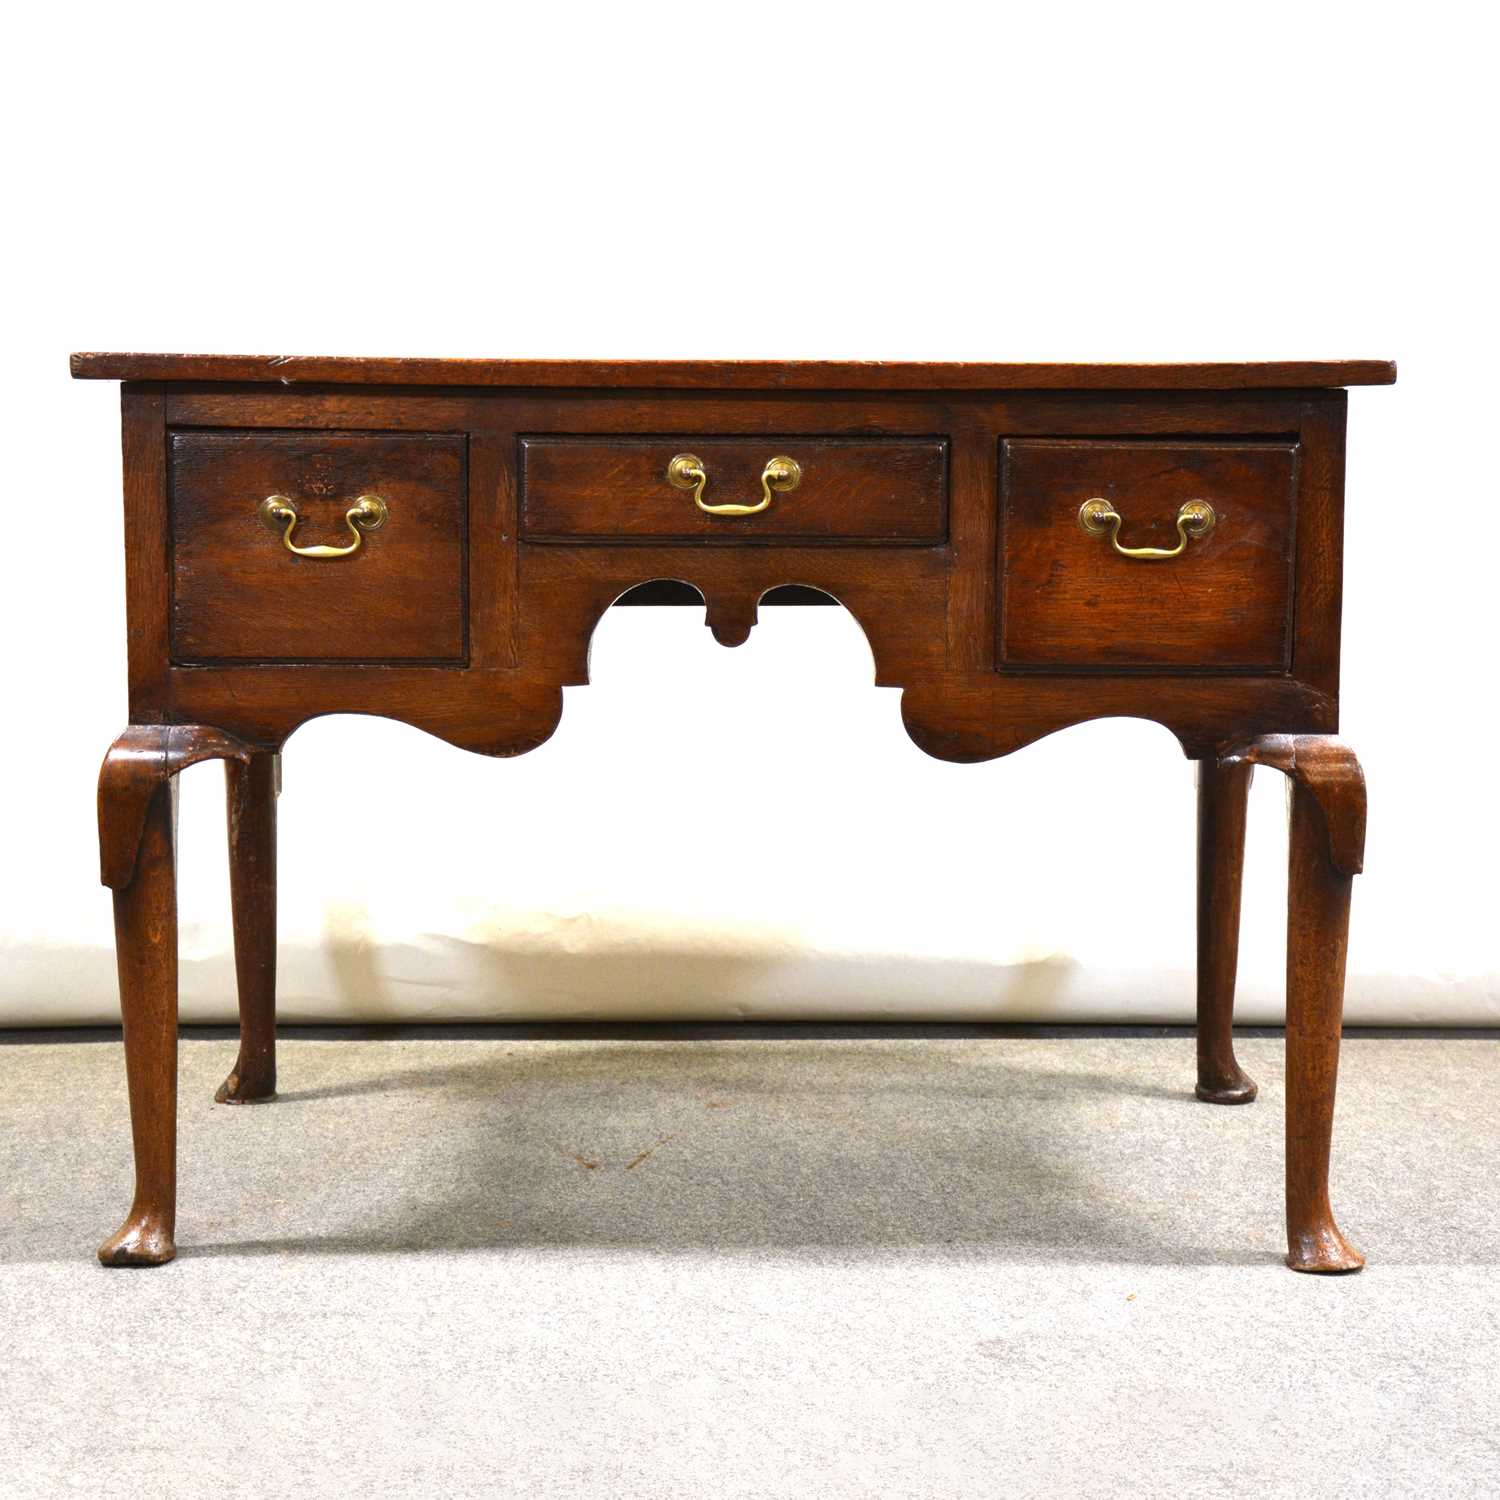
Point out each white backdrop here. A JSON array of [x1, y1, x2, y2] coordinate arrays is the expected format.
[[3, 2, 1494, 1025]]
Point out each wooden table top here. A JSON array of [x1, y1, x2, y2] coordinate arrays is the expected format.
[[70, 353, 1397, 391]]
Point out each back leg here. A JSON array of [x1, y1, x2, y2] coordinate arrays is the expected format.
[[216, 752, 279, 1104], [1195, 758, 1258, 1104]]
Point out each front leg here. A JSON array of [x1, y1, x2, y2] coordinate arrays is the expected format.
[[98, 778, 179, 1266], [96, 725, 255, 1266], [1223, 736, 1366, 1273], [217, 752, 280, 1104]]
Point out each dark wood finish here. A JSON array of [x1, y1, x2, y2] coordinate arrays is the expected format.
[[162, 388, 1315, 437], [900, 673, 1332, 764], [1289, 400, 1347, 694], [520, 436, 947, 543], [1284, 787, 1363, 1272], [97, 779, 180, 1267], [97, 724, 253, 890], [115, 388, 1351, 757], [615, 581, 838, 606], [74, 352, 1397, 390], [217, 753, 279, 1105], [1223, 734, 1366, 875], [169, 430, 468, 663], [1283, 774, 1364, 1272], [122, 386, 170, 717], [1219, 736, 1367, 1272], [1000, 440, 1298, 670], [1195, 759, 1257, 1104], [96, 724, 259, 1265], [95, 786, 178, 1266], [78, 353, 1390, 1272]]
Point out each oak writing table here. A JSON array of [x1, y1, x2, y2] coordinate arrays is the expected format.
[[73, 353, 1396, 1270]]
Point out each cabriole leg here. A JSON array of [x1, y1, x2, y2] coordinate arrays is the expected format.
[[216, 752, 279, 1104], [98, 780, 180, 1267], [1195, 758, 1258, 1103], [96, 724, 256, 1265], [1283, 773, 1363, 1272], [1221, 735, 1366, 1274]]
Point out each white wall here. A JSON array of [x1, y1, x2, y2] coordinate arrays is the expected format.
[[3, 2, 1494, 1025]]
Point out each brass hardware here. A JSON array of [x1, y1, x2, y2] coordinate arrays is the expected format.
[[666, 453, 802, 516], [257, 494, 388, 557], [1077, 497, 1216, 559]]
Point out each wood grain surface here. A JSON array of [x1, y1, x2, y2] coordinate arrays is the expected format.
[[72, 351, 1397, 390], [169, 430, 468, 663], [521, 436, 947, 542], [82, 356, 1392, 1272], [1000, 440, 1298, 670]]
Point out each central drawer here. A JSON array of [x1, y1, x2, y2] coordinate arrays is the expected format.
[[519, 436, 948, 543]]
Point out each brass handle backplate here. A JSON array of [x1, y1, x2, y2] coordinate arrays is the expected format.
[[257, 494, 388, 557], [1077, 498, 1216, 559], [666, 453, 802, 516]]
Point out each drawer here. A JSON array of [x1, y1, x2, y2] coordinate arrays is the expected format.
[[519, 436, 947, 542], [1000, 440, 1298, 670], [170, 431, 467, 663]]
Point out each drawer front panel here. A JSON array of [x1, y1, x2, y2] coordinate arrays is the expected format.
[[1000, 440, 1297, 670], [170, 431, 467, 663], [519, 436, 948, 542]]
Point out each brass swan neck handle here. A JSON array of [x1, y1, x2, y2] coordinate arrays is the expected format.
[[258, 494, 388, 558], [667, 453, 802, 516], [1077, 497, 1216, 559]]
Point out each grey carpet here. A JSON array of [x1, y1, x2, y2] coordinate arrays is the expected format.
[[1, 1029, 1496, 1498]]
